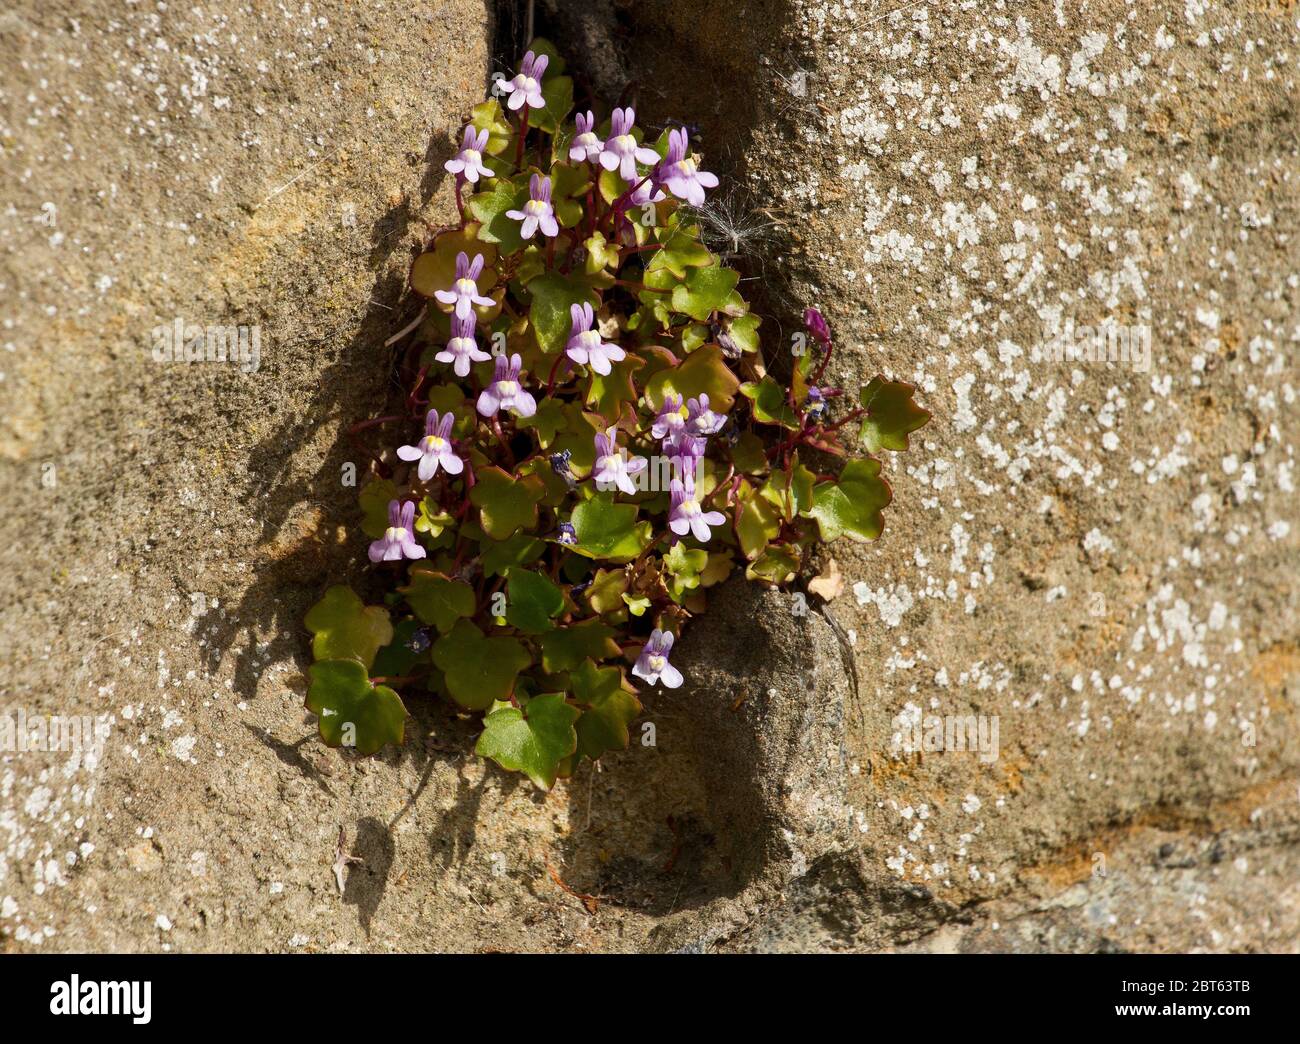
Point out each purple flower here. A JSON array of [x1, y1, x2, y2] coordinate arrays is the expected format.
[[593, 426, 648, 496], [476, 352, 537, 419], [435, 313, 491, 377], [804, 306, 831, 345], [434, 252, 495, 320], [668, 471, 726, 543], [656, 128, 718, 207], [368, 500, 426, 563], [685, 393, 725, 437], [650, 393, 687, 440], [569, 111, 602, 163], [565, 302, 626, 376], [397, 409, 463, 482], [632, 629, 683, 689], [505, 50, 548, 111], [557, 521, 577, 545], [506, 174, 559, 240], [599, 107, 659, 182], [663, 430, 707, 462], [444, 126, 495, 184]]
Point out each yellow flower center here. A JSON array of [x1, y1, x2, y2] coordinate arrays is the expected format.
[[525, 199, 548, 216], [463, 148, 481, 165], [497, 380, 519, 397], [385, 526, 408, 542], [422, 435, 446, 453], [648, 655, 666, 672], [455, 277, 477, 295], [616, 133, 636, 152]]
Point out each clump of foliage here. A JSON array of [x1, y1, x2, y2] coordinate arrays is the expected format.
[[303, 41, 929, 790]]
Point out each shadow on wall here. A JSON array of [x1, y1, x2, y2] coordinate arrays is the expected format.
[[189, 123, 460, 702]]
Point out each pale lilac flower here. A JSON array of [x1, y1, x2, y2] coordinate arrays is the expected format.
[[397, 409, 463, 482], [565, 303, 626, 376], [476, 352, 536, 419], [569, 111, 602, 163], [444, 126, 495, 184], [685, 393, 725, 436], [599, 107, 659, 182], [435, 313, 491, 377], [505, 50, 548, 111], [668, 472, 726, 543], [632, 629, 683, 689], [368, 500, 426, 563], [593, 427, 647, 496], [506, 174, 559, 240], [650, 393, 688, 440], [434, 252, 495, 320], [656, 128, 718, 207]]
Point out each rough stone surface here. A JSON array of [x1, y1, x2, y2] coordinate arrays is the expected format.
[[2, 0, 1299, 953]]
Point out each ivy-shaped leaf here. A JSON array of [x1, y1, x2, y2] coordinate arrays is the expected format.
[[480, 531, 547, 576], [858, 377, 931, 453], [570, 493, 652, 561], [741, 376, 799, 429], [469, 98, 513, 156], [474, 693, 579, 790], [645, 345, 741, 413], [505, 568, 566, 633], [571, 660, 642, 761], [432, 620, 532, 710], [527, 271, 598, 353], [371, 619, 428, 679], [305, 586, 393, 669], [470, 466, 545, 539], [671, 265, 740, 321], [539, 618, 620, 673], [306, 659, 406, 755], [736, 482, 781, 560], [468, 177, 530, 253], [400, 568, 476, 632], [807, 457, 893, 543]]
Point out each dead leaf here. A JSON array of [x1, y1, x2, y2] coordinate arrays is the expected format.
[[808, 557, 843, 601]]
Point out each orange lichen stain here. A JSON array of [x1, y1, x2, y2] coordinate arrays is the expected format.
[[1021, 777, 1299, 892]]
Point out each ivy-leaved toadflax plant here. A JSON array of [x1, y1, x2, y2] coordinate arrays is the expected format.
[[303, 40, 931, 790]]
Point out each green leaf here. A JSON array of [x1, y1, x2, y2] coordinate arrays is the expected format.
[[414, 497, 455, 539], [468, 178, 529, 253], [645, 345, 741, 413], [470, 98, 513, 156], [470, 466, 544, 539], [671, 265, 740, 321], [305, 586, 393, 669], [741, 376, 800, 428], [807, 457, 893, 543], [539, 618, 620, 673], [400, 568, 476, 632], [647, 224, 713, 279], [746, 544, 799, 584], [527, 271, 597, 354], [306, 659, 406, 755], [736, 484, 781, 560], [359, 478, 399, 539], [480, 531, 547, 576], [584, 232, 619, 274], [432, 620, 532, 710], [474, 693, 579, 790], [533, 75, 575, 135], [858, 377, 931, 453], [505, 568, 565, 633], [722, 313, 761, 354], [571, 660, 641, 761], [520, 396, 567, 446], [663, 542, 707, 600], [570, 493, 652, 561]]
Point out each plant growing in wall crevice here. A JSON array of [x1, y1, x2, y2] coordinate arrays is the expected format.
[[303, 40, 930, 790]]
